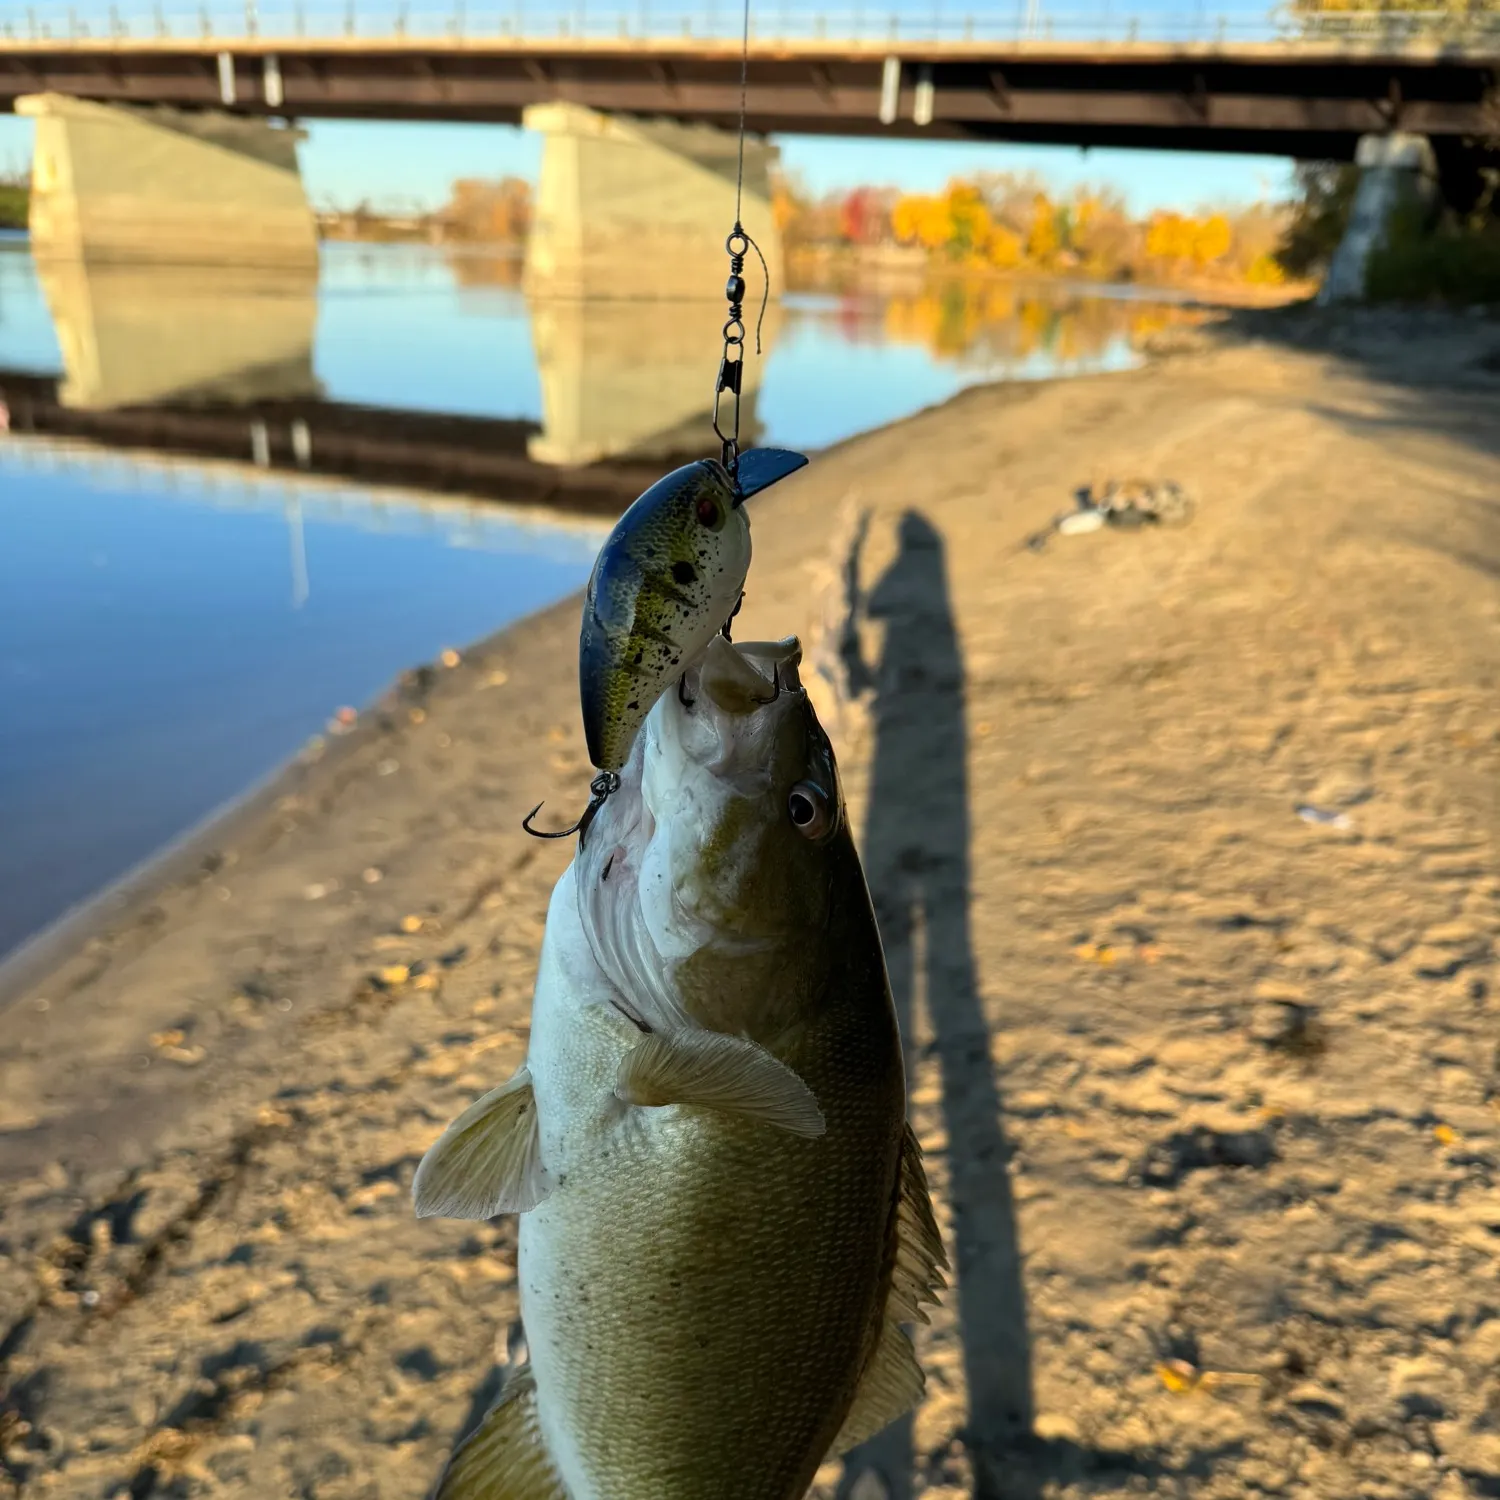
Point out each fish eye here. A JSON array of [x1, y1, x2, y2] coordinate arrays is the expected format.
[[788, 782, 832, 839], [695, 495, 724, 530]]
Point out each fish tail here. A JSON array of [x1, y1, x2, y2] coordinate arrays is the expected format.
[[432, 1366, 568, 1500]]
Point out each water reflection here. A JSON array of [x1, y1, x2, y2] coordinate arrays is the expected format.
[[0, 241, 1211, 489], [878, 280, 1205, 370], [0, 444, 603, 962], [526, 296, 779, 466], [33, 257, 321, 409]]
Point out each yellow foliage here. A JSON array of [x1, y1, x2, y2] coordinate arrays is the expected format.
[[943, 181, 992, 255], [1027, 193, 1060, 264], [1146, 210, 1237, 269], [867, 172, 1293, 292], [988, 224, 1023, 269], [891, 184, 996, 259], [1245, 251, 1287, 285], [1196, 213, 1233, 264]]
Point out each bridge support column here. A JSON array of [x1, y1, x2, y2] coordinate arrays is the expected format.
[[1319, 132, 1437, 305], [16, 93, 317, 269], [521, 102, 784, 301]]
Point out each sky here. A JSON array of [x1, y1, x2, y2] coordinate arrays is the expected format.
[[0, 113, 1295, 217]]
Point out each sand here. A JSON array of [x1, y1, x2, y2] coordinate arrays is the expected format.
[[0, 304, 1497, 1500]]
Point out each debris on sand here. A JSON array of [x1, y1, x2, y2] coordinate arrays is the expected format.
[[1028, 479, 1195, 550]]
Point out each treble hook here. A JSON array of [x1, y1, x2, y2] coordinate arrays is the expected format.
[[720, 591, 744, 641], [523, 771, 621, 846], [752, 661, 782, 706]]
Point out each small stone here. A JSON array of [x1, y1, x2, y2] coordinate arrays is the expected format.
[[1034, 1411, 1082, 1444], [1286, 1382, 1345, 1421], [1388, 1355, 1450, 1419], [1249, 1000, 1324, 1058]]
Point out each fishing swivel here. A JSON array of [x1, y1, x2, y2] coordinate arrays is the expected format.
[[712, 223, 769, 487]]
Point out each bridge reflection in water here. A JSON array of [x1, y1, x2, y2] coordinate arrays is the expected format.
[[2, 250, 777, 518], [0, 244, 1213, 523]]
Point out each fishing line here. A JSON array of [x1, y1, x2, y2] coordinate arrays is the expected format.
[[712, 0, 771, 482]]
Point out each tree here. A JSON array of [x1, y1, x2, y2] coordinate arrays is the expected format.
[[1069, 187, 1138, 278], [0, 176, 27, 231], [1275, 163, 1360, 277], [441, 176, 533, 243], [1026, 192, 1061, 264], [838, 186, 895, 246]]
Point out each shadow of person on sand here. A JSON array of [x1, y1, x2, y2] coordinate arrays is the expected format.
[[835, 509, 1036, 1500], [834, 511, 1160, 1500]]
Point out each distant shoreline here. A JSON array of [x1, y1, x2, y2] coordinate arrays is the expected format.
[[784, 242, 1317, 307]]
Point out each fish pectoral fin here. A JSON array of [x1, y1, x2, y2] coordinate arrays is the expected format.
[[412, 1066, 552, 1221], [615, 1030, 826, 1138], [434, 1365, 567, 1500], [828, 1125, 950, 1458]]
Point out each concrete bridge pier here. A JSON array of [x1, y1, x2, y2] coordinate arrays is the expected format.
[[522, 102, 785, 302], [16, 93, 317, 269], [1319, 132, 1438, 305]]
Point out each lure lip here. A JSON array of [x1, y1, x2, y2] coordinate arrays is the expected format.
[[730, 447, 810, 506]]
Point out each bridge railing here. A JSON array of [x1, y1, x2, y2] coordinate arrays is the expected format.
[[1, 0, 1497, 44]]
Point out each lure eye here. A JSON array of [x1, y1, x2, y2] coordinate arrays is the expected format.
[[695, 495, 723, 529], [788, 782, 832, 840]]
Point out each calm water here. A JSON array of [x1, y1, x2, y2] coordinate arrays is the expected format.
[[0, 236, 1205, 959]]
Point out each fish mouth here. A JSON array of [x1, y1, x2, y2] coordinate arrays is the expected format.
[[688, 635, 803, 716], [574, 633, 817, 1027]]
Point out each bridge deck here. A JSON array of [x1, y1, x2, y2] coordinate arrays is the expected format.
[[5, 31, 1498, 155]]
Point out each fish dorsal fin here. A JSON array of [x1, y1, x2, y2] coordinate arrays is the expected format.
[[413, 1067, 552, 1221], [616, 1030, 826, 1138], [828, 1125, 950, 1458], [433, 1365, 566, 1500]]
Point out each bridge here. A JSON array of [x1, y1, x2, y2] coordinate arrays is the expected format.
[[2, 4, 1497, 297], [3, 9, 1499, 157]]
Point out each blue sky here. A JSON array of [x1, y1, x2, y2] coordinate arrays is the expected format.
[[0, 112, 1294, 216]]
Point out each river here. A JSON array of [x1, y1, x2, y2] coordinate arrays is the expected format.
[[0, 234, 1206, 960]]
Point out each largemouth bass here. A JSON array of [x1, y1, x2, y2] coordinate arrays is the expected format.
[[579, 448, 808, 772], [414, 633, 946, 1499]]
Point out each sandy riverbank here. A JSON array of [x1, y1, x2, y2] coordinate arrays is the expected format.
[[1, 304, 1497, 1500]]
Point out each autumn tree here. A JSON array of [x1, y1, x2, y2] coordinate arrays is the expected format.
[[838, 186, 897, 246], [1026, 192, 1062, 264], [440, 176, 533, 243], [1068, 187, 1139, 278]]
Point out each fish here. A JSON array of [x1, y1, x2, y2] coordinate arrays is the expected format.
[[579, 447, 808, 772], [414, 632, 946, 1500]]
